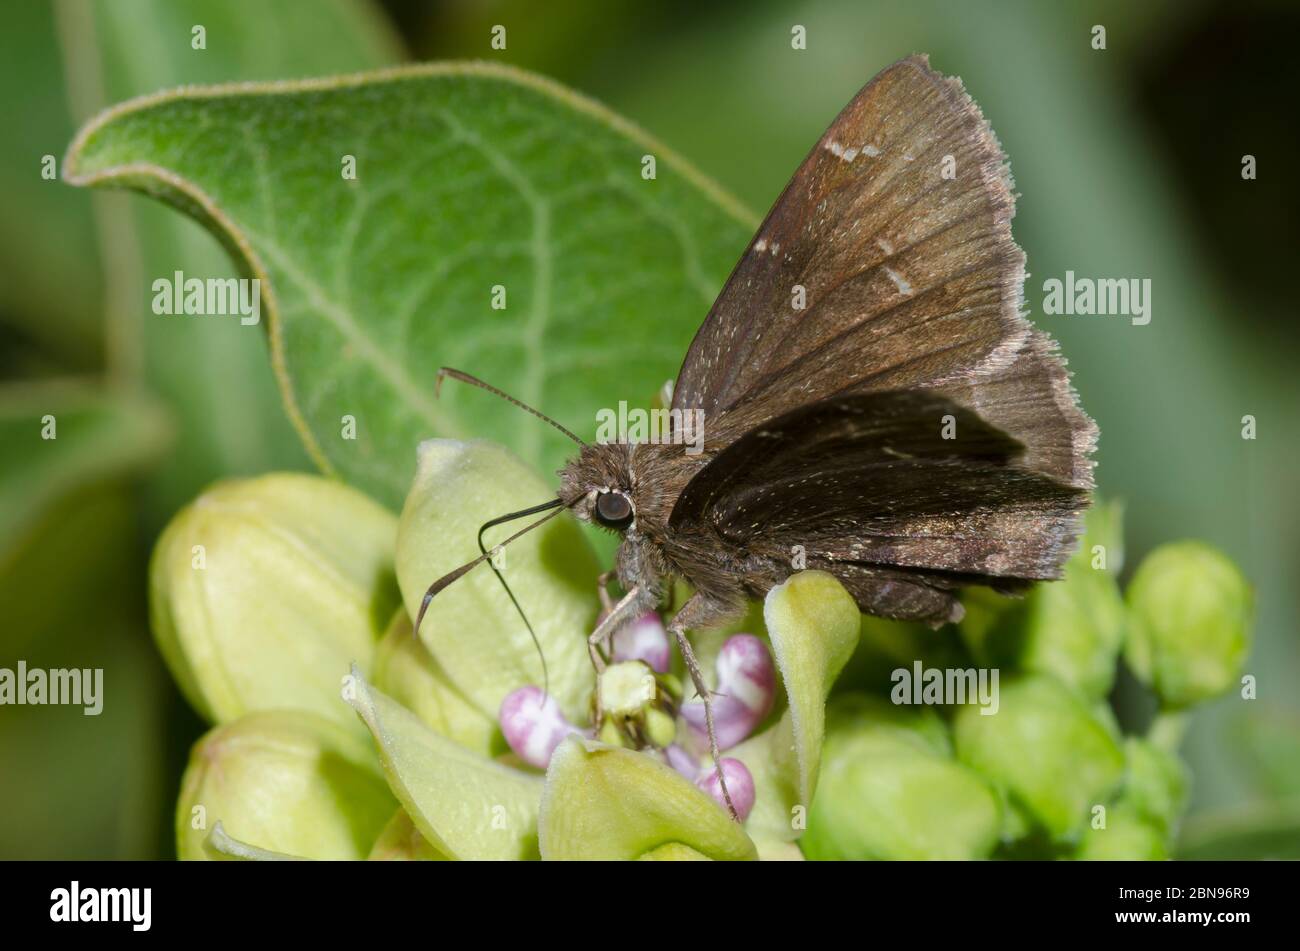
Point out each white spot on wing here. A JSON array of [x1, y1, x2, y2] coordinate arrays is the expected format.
[[884, 266, 913, 295], [826, 140, 864, 164]]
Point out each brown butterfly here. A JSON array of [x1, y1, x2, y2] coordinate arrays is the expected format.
[[420, 54, 1095, 817]]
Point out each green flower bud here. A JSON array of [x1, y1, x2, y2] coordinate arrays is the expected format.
[[994, 792, 1034, 844], [593, 661, 686, 751], [953, 675, 1124, 842], [175, 710, 396, 860], [1092, 699, 1124, 740], [1018, 570, 1125, 700], [1074, 803, 1169, 860], [643, 706, 677, 748], [149, 473, 399, 733], [819, 692, 951, 754], [1124, 541, 1253, 707], [1118, 736, 1189, 836], [726, 570, 860, 844], [599, 661, 657, 718], [658, 671, 685, 701], [802, 696, 1001, 860], [598, 717, 627, 748]]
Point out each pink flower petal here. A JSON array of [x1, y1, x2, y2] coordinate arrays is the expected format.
[[499, 686, 582, 769], [611, 612, 671, 673], [664, 743, 702, 781], [695, 758, 756, 821], [681, 634, 776, 750]]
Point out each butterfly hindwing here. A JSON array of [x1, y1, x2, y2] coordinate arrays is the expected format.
[[668, 392, 1087, 621]]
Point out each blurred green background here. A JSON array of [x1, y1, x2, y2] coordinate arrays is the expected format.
[[2, 0, 1296, 858]]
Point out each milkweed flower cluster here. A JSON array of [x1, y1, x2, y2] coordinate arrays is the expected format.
[[498, 620, 775, 819], [152, 441, 858, 860], [150, 442, 1251, 860]]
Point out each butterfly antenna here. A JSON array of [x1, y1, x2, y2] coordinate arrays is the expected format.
[[436, 367, 586, 447], [413, 500, 567, 682], [476, 501, 559, 698]]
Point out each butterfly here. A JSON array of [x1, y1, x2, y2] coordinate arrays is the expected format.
[[421, 54, 1095, 818]]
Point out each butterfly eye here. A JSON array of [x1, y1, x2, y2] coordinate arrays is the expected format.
[[594, 490, 633, 528]]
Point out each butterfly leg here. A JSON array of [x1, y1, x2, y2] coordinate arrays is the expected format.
[[595, 570, 616, 619], [671, 625, 738, 821]]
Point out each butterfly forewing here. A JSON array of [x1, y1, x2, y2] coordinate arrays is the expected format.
[[671, 54, 1092, 484], [662, 55, 1094, 621]]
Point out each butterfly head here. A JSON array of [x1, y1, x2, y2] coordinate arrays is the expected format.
[[559, 442, 638, 533]]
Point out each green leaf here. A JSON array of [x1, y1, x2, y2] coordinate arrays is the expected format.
[[539, 737, 757, 860], [56, 0, 400, 520], [0, 379, 169, 561], [63, 61, 752, 508], [345, 666, 543, 860], [0, 484, 171, 859], [395, 439, 599, 724], [729, 571, 859, 843], [0, 2, 103, 362]]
